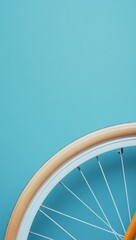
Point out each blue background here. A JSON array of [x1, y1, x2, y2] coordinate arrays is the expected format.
[[0, 0, 136, 239]]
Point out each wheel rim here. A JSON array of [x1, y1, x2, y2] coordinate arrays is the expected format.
[[5, 123, 136, 240]]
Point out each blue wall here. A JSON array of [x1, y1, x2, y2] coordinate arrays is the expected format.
[[0, 0, 136, 238]]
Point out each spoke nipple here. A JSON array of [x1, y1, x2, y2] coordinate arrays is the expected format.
[[121, 148, 124, 154], [96, 156, 99, 161], [118, 148, 124, 155], [77, 166, 81, 171]]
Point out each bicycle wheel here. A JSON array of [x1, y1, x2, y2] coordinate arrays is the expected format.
[[5, 123, 136, 240]]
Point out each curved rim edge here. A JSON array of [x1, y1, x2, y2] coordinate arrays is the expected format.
[[5, 122, 136, 240]]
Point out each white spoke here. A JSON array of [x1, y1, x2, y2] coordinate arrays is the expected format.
[[96, 156, 126, 234], [60, 181, 112, 229], [119, 148, 131, 222], [41, 205, 123, 238], [77, 166, 121, 240], [30, 231, 54, 240], [39, 209, 77, 240]]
